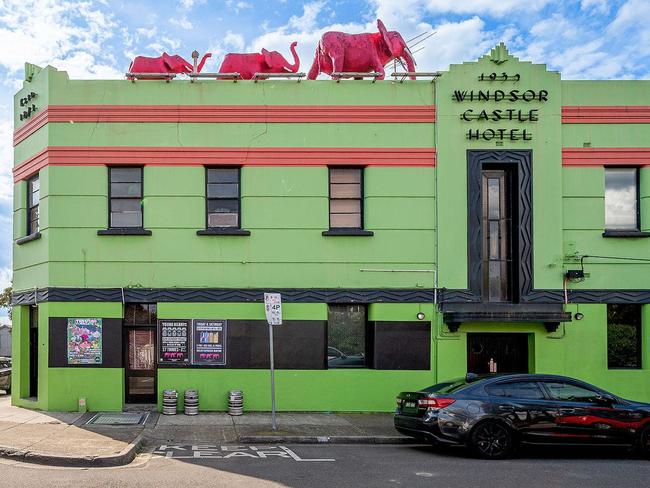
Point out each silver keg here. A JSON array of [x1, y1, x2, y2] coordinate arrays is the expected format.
[[162, 389, 178, 415], [184, 389, 199, 415], [228, 389, 244, 416]]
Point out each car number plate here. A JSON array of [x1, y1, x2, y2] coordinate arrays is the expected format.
[[404, 402, 416, 409]]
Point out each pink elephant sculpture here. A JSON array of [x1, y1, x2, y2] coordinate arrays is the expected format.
[[307, 19, 416, 80], [128, 52, 211, 79], [217, 42, 300, 80]]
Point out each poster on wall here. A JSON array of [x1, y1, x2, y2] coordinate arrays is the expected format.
[[191, 319, 227, 366], [67, 318, 103, 365], [158, 319, 190, 364]]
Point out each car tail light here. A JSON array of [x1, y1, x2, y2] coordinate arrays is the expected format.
[[418, 397, 456, 409]]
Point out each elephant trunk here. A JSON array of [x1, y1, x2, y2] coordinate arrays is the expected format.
[[285, 42, 300, 72], [402, 48, 416, 80], [197, 53, 212, 72]]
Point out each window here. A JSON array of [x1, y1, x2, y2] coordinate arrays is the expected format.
[[206, 167, 240, 228], [329, 168, 363, 229], [605, 167, 638, 230], [123, 303, 157, 325], [27, 175, 39, 234], [542, 381, 600, 403], [327, 304, 367, 368], [109, 167, 143, 228], [607, 304, 642, 369], [486, 381, 545, 400]]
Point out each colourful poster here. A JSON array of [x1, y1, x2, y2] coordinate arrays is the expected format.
[[191, 319, 227, 366], [67, 318, 103, 365]]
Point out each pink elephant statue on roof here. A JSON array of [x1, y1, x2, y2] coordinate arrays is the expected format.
[[307, 19, 416, 80], [217, 42, 300, 80], [128, 52, 211, 79]]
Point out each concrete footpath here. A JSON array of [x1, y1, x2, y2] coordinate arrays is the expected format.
[[0, 394, 410, 468]]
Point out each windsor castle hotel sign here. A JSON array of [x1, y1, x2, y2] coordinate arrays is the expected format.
[[453, 74, 550, 141]]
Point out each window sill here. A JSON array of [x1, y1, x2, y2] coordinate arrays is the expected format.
[[322, 229, 374, 237], [197, 228, 251, 236], [97, 228, 152, 236], [16, 232, 41, 245], [602, 230, 650, 238]]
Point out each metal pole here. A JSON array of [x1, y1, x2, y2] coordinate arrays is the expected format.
[[269, 322, 277, 430]]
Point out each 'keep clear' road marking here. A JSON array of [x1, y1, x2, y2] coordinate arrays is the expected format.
[[153, 445, 335, 462]]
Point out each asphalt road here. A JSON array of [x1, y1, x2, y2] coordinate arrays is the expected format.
[[1, 443, 649, 488]]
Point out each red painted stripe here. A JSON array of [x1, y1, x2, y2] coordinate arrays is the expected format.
[[13, 105, 436, 146], [13, 108, 49, 146], [13, 146, 436, 182], [562, 106, 650, 124], [562, 148, 650, 166]]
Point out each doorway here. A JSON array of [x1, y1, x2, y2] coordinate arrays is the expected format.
[[124, 327, 156, 404], [28, 306, 38, 398], [467, 333, 529, 374]]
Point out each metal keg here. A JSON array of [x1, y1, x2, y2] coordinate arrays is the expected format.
[[228, 389, 244, 416], [184, 389, 199, 415], [162, 389, 178, 415]]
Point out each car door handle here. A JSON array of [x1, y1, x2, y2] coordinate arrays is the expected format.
[[559, 408, 576, 415], [498, 405, 515, 411]]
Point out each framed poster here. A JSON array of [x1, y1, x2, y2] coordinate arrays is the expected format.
[[158, 319, 190, 364], [191, 319, 227, 366], [67, 318, 103, 365]]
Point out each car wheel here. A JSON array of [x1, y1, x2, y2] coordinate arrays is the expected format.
[[469, 420, 514, 460], [638, 426, 650, 458]]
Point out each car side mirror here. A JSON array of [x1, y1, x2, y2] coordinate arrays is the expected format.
[[594, 394, 616, 405]]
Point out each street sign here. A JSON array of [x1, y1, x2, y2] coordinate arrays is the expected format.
[[264, 293, 282, 325], [263, 293, 282, 431]]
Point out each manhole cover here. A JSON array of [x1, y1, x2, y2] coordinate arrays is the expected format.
[[86, 412, 149, 426]]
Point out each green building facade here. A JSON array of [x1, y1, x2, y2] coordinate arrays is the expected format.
[[11, 45, 650, 412]]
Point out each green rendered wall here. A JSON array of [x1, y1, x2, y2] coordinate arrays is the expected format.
[[14, 165, 437, 291], [156, 302, 436, 412]]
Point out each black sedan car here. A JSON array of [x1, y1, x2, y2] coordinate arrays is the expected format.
[[395, 373, 650, 459]]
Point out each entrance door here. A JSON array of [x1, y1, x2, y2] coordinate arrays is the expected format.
[[124, 327, 156, 403], [28, 306, 38, 398], [467, 333, 528, 374]]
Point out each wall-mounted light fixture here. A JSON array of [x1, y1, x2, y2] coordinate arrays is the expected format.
[[416, 312, 426, 320]]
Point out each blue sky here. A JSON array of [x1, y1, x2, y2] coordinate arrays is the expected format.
[[0, 0, 649, 322]]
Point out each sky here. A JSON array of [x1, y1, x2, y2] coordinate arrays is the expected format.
[[0, 0, 649, 322]]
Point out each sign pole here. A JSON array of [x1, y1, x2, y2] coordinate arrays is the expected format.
[[269, 321, 277, 431], [264, 293, 282, 431]]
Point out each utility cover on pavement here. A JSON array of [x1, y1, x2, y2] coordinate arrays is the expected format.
[[86, 412, 149, 426]]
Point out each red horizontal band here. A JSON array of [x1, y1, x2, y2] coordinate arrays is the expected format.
[[562, 106, 650, 124], [562, 148, 650, 166], [13, 104, 436, 146], [13, 146, 437, 182]]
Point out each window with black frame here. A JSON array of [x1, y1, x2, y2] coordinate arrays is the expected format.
[[605, 167, 639, 231], [206, 167, 240, 228], [123, 303, 158, 325], [327, 304, 367, 368], [109, 167, 143, 228], [27, 175, 39, 235], [607, 304, 642, 369]]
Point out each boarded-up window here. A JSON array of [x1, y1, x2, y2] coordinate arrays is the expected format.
[[206, 168, 240, 228], [329, 168, 362, 229]]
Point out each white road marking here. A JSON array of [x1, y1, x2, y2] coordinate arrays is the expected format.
[[153, 444, 335, 462]]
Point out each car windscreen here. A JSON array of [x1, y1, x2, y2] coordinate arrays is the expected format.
[[422, 379, 470, 394]]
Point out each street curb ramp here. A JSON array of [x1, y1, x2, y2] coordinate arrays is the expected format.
[[0, 433, 143, 468]]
